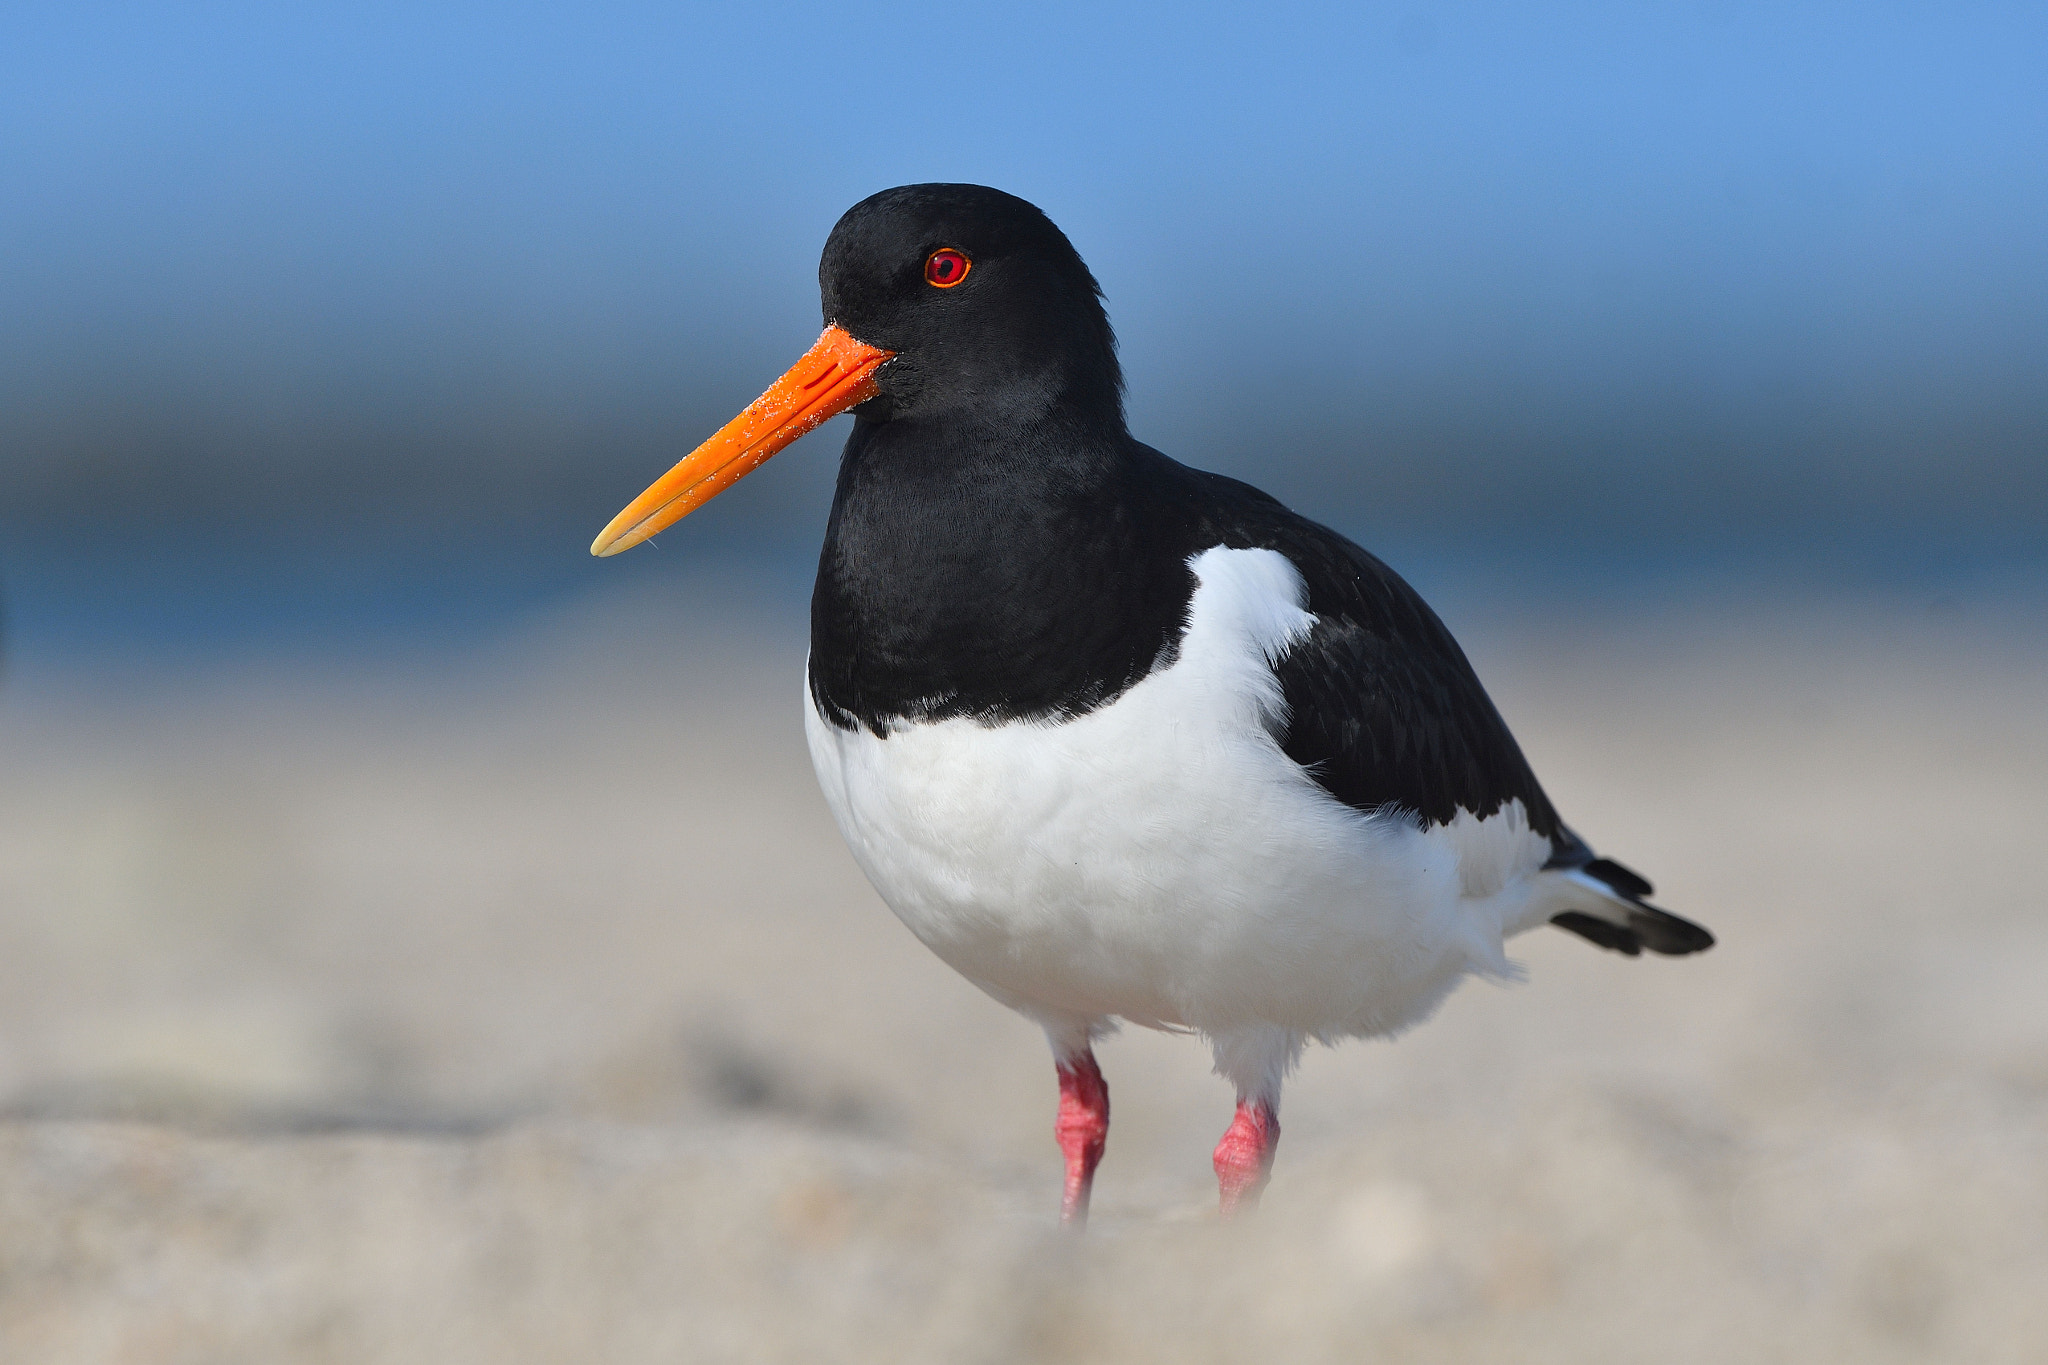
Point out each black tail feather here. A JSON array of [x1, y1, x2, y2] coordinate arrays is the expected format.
[[1583, 856, 1654, 899], [1624, 904, 1715, 955], [1549, 855, 1716, 957], [1550, 911, 1642, 956]]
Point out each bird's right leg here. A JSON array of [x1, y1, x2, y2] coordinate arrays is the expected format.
[[1210, 1026, 1301, 1217], [1046, 1020, 1110, 1227]]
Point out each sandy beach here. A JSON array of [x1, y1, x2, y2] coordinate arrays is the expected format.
[[2, 579, 2043, 1363]]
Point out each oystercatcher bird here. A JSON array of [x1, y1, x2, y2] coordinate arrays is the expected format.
[[592, 184, 1713, 1224]]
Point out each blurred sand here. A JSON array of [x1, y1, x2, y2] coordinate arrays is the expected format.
[[1, 580, 2044, 1363]]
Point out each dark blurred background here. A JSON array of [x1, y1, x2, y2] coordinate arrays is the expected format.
[[4, 1, 2043, 671]]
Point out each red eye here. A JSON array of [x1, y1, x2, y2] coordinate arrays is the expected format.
[[924, 248, 970, 287]]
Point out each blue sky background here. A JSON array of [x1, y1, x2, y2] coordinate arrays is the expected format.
[[3, 2, 2044, 658]]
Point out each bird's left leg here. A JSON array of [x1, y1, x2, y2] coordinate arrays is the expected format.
[[1045, 1019, 1111, 1227], [1209, 1026, 1302, 1217]]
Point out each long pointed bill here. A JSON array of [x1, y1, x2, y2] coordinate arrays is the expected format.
[[590, 325, 893, 557]]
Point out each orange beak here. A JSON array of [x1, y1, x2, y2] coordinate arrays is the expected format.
[[590, 325, 894, 557]]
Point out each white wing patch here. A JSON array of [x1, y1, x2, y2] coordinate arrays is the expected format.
[[1427, 802, 1551, 901]]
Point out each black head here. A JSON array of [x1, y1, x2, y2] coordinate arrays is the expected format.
[[820, 184, 1123, 428]]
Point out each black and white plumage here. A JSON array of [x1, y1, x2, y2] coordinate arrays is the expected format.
[[594, 183, 1713, 1222]]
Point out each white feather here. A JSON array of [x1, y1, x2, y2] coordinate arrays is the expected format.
[[805, 545, 1555, 1046]]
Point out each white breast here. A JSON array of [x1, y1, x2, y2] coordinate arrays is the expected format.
[[804, 545, 1553, 1040]]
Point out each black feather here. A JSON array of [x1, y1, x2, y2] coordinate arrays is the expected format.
[[1550, 912, 1643, 956], [1583, 857, 1654, 899], [1619, 905, 1715, 956]]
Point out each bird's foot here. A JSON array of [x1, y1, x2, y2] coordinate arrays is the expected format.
[[1055, 1050, 1110, 1227], [1213, 1099, 1279, 1217]]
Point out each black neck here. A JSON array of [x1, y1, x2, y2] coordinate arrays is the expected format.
[[808, 407, 1196, 733]]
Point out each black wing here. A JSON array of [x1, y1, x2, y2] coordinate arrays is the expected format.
[[1167, 462, 1713, 956], [1170, 461, 1567, 844]]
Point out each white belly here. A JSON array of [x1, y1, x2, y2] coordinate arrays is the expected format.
[[803, 546, 1552, 1039]]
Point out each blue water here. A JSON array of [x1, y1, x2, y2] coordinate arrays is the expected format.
[[7, 524, 2039, 685]]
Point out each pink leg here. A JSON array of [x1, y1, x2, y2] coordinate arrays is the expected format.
[[1212, 1098, 1280, 1216], [1054, 1049, 1110, 1226]]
